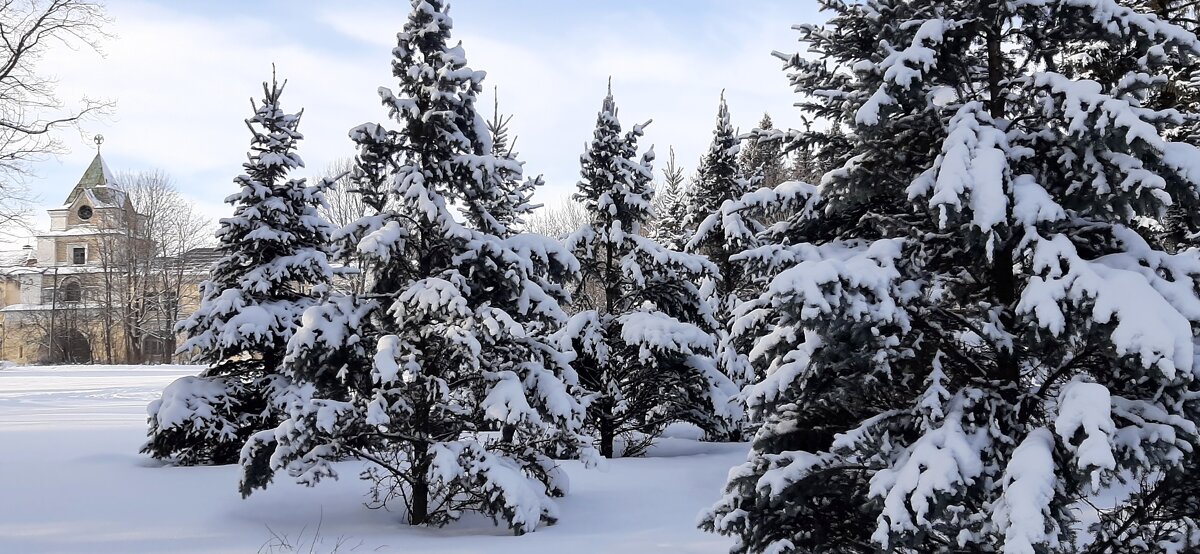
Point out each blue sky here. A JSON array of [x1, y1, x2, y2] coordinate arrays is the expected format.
[[20, 0, 823, 240]]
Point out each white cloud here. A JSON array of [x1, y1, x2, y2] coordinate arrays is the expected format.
[[12, 1, 820, 245]]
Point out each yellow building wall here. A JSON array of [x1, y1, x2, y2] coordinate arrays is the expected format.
[[0, 279, 21, 305], [0, 275, 204, 365]]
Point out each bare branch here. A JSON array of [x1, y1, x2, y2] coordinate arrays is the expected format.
[[0, 0, 113, 232]]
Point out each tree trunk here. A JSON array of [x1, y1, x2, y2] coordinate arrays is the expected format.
[[985, 20, 1023, 417], [593, 240, 621, 460], [410, 441, 429, 525], [101, 252, 114, 364], [990, 242, 1019, 384], [985, 23, 1006, 119], [599, 403, 615, 458], [410, 382, 431, 526]]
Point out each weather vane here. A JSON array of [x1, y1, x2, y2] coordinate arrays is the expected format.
[[94, 134, 104, 152]]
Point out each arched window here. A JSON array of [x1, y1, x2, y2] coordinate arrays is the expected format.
[[61, 280, 83, 303]]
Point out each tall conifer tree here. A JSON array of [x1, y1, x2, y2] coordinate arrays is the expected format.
[[683, 94, 752, 234], [143, 73, 334, 466], [685, 95, 759, 400], [738, 113, 787, 189], [559, 84, 739, 456], [651, 146, 689, 249], [239, 0, 590, 534], [704, 1, 1200, 552]]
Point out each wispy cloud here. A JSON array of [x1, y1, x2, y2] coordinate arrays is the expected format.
[[18, 0, 821, 242]]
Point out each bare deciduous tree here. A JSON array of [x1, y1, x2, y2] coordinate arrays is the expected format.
[[0, 0, 112, 232], [89, 170, 211, 364], [136, 172, 212, 362], [315, 157, 379, 294], [521, 199, 589, 240], [123, 170, 211, 363], [315, 158, 362, 231]]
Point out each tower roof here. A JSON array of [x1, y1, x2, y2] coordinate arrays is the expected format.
[[64, 152, 118, 205]]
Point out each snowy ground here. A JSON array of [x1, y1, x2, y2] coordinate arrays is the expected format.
[[0, 365, 744, 553]]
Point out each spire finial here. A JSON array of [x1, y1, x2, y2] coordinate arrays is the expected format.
[[93, 134, 104, 153]]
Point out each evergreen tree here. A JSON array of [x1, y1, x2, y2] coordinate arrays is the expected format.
[[481, 87, 540, 236], [487, 87, 517, 159], [788, 125, 851, 185], [681, 94, 763, 439], [143, 73, 335, 466], [650, 146, 689, 248], [238, 0, 591, 534], [1073, 7, 1200, 546], [703, 1, 1200, 552], [738, 113, 787, 189], [1069, 0, 1200, 252], [688, 179, 820, 391], [558, 84, 738, 457], [683, 93, 753, 235]]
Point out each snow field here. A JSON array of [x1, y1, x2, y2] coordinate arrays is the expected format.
[[0, 365, 744, 553]]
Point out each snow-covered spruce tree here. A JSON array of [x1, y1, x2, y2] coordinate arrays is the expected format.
[[1152, 2, 1200, 253], [558, 84, 738, 457], [1063, 0, 1200, 253], [474, 87, 572, 444], [143, 74, 335, 466], [738, 113, 787, 190], [650, 146, 690, 249], [684, 95, 761, 404], [479, 87, 540, 237], [703, 1, 1200, 552], [689, 180, 821, 392], [683, 93, 755, 235], [238, 0, 591, 534], [1088, 411, 1200, 553]]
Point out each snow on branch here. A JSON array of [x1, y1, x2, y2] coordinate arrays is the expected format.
[[618, 311, 715, 363], [147, 376, 239, 439], [992, 428, 1061, 554], [1022, 0, 1200, 63], [1018, 233, 1195, 379], [1012, 175, 1065, 227], [868, 390, 989, 549], [285, 296, 376, 366], [1055, 380, 1118, 489], [856, 18, 964, 125], [908, 102, 1010, 255], [686, 180, 820, 252], [764, 238, 907, 326], [1033, 72, 1174, 151], [744, 239, 909, 410], [623, 230, 718, 285]]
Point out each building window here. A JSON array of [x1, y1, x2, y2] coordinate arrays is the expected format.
[[78, 205, 93, 220], [72, 247, 86, 265], [62, 280, 83, 303]]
